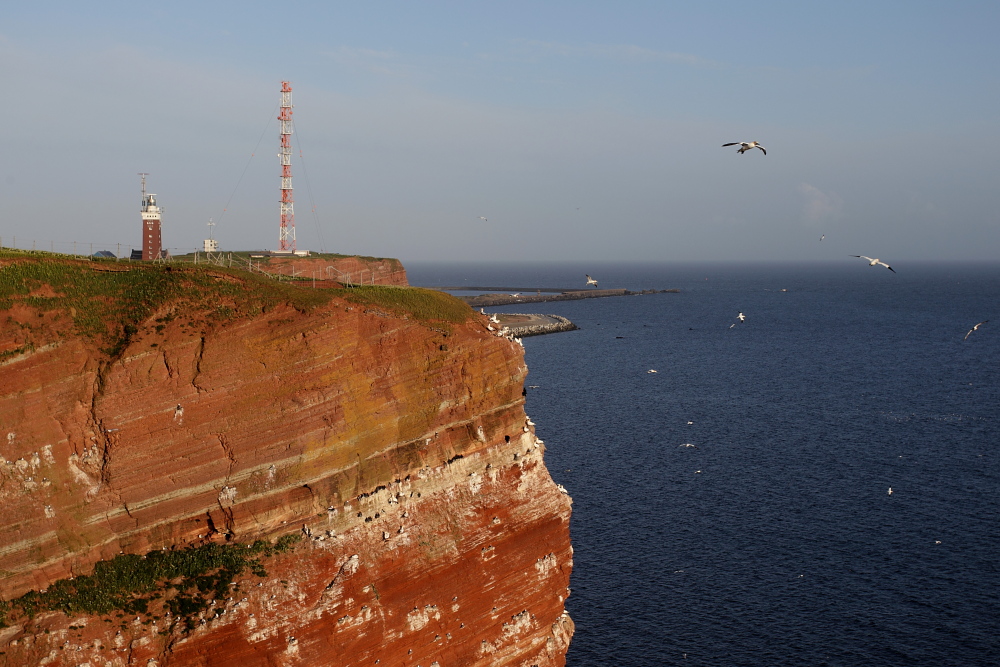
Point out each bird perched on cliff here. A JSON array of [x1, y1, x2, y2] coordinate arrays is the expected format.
[[722, 141, 766, 155], [964, 320, 988, 340], [852, 255, 896, 273], [585, 274, 598, 287]]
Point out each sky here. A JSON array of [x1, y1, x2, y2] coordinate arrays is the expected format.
[[0, 1, 998, 263]]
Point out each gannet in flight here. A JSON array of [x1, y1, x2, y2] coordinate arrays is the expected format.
[[964, 320, 988, 341], [722, 141, 766, 155], [586, 274, 598, 287], [852, 255, 896, 273]]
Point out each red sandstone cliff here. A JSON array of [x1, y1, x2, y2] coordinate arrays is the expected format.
[[255, 255, 408, 286], [0, 254, 572, 666]]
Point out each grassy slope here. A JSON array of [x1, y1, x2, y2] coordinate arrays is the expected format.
[[0, 252, 469, 358]]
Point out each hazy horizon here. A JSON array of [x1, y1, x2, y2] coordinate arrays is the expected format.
[[2, 2, 997, 264]]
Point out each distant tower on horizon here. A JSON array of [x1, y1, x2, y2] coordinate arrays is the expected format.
[[138, 173, 163, 260], [278, 81, 296, 253]]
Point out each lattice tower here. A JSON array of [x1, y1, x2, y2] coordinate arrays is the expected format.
[[278, 81, 296, 252]]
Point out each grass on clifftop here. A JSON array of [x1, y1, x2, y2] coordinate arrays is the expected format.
[[0, 253, 466, 361], [0, 252, 333, 357], [0, 536, 300, 632], [338, 285, 472, 325]]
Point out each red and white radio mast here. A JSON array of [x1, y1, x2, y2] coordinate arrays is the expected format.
[[278, 81, 296, 252]]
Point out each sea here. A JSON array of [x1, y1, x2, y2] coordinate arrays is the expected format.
[[407, 261, 999, 667]]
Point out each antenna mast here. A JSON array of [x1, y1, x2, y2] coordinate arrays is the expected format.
[[278, 81, 296, 252]]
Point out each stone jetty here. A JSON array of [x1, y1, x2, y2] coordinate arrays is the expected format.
[[460, 287, 677, 308], [494, 313, 579, 337]]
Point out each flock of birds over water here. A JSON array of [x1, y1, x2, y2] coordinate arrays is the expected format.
[[479, 139, 989, 346]]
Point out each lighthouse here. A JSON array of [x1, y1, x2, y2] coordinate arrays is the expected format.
[[138, 173, 163, 260]]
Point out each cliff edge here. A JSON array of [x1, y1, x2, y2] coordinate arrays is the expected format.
[[0, 254, 573, 666]]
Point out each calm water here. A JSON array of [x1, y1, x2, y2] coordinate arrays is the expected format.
[[409, 262, 999, 666]]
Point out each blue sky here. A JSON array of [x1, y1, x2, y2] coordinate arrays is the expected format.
[[1, 1, 997, 262]]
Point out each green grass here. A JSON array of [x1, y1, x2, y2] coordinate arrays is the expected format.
[[0, 253, 334, 357], [337, 285, 473, 325], [0, 535, 300, 631]]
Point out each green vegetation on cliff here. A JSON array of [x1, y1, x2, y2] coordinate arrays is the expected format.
[[0, 253, 469, 359], [0, 536, 300, 631], [0, 253, 332, 357], [339, 285, 472, 325]]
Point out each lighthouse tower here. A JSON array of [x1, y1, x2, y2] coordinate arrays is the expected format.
[[138, 173, 163, 260]]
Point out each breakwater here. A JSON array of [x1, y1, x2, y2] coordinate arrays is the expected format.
[[460, 288, 678, 308], [494, 313, 579, 337]]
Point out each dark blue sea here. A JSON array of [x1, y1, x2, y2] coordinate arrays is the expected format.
[[408, 262, 999, 667]]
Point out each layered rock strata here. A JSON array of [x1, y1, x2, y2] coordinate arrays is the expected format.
[[0, 256, 572, 665]]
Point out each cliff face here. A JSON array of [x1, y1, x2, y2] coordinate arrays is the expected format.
[[0, 256, 572, 666], [260, 255, 409, 286]]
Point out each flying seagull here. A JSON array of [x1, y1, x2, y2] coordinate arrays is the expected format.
[[964, 320, 988, 341], [852, 255, 895, 273], [586, 274, 598, 287], [820, 234, 826, 241], [737, 312, 746, 322], [478, 216, 487, 222], [722, 141, 766, 155]]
